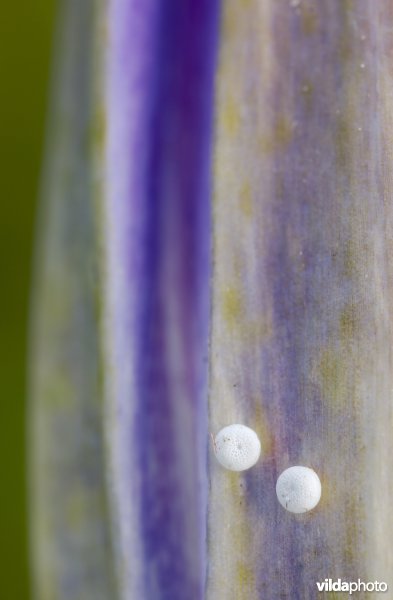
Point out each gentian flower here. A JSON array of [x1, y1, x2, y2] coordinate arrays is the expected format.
[[30, 1, 393, 598]]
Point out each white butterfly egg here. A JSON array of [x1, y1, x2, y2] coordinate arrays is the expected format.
[[276, 466, 321, 513], [214, 424, 261, 471]]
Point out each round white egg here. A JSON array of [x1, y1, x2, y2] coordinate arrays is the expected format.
[[276, 466, 321, 513], [214, 424, 261, 471]]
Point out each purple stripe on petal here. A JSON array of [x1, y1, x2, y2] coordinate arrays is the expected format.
[[105, 2, 161, 596], [104, 1, 220, 598]]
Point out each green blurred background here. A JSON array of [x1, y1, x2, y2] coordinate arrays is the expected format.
[[0, 2, 56, 598]]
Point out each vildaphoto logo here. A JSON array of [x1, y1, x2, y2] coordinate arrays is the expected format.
[[316, 579, 388, 594]]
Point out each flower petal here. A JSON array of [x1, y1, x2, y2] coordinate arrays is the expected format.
[[29, 2, 117, 598], [103, 1, 220, 598], [208, 1, 393, 597]]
